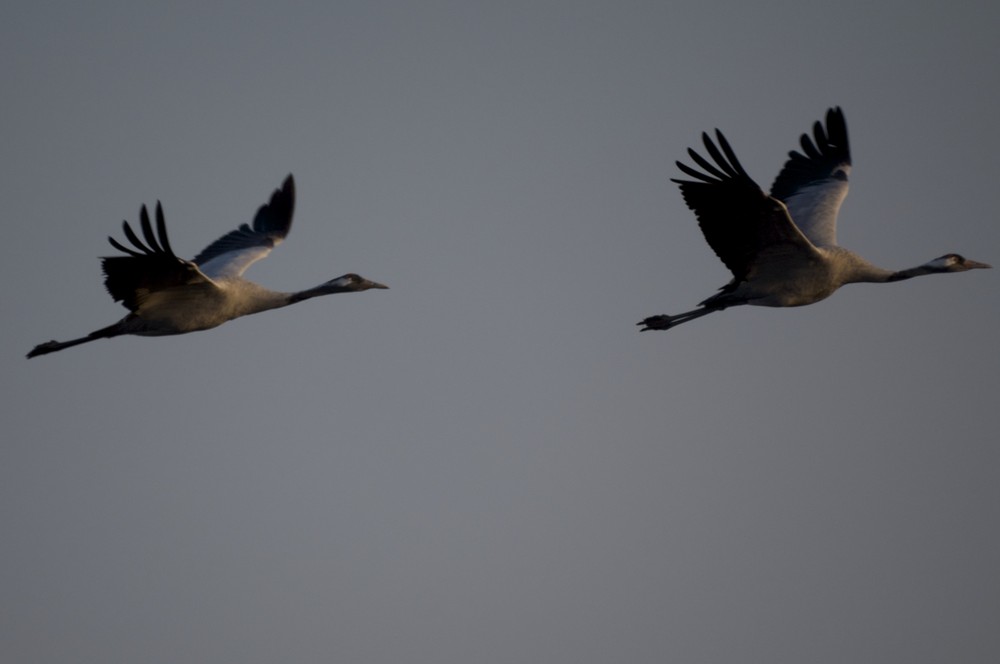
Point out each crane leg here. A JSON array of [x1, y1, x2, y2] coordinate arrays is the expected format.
[[27, 322, 125, 358], [637, 306, 717, 331]]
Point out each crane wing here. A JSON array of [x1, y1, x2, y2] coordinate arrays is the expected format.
[[193, 175, 296, 279], [102, 203, 216, 312], [769, 107, 851, 248], [672, 130, 820, 282]]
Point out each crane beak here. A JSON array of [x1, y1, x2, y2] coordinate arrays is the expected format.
[[966, 259, 992, 270], [366, 280, 389, 289]]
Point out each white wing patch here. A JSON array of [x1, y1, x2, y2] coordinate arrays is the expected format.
[[781, 167, 850, 248], [190, 175, 296, 281], [197, 242, 281, 280]]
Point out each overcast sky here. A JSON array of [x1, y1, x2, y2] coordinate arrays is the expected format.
[[4, 2, 999, 663]]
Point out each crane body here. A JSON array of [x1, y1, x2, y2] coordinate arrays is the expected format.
[[639, 108, 990, 331], [28, 175, 387, 358]]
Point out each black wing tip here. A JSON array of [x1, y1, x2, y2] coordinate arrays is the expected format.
[[189, 175, 296, 266], [249, 173, 296, 236], [277, 174, 295, 205], [768, 107, 851, 200], [106, 200, 176, 258], [782, 107, 851, 167], [673, 127, 748, 185], [107, 234, 138, 256], [810, 106, 849, 155]]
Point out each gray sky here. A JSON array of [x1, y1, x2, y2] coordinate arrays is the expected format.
[[4, 1, 999, 662]]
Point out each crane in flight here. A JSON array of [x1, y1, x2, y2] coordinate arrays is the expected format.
[[638, 108, 990, 331], [28, 175, 387, 358]]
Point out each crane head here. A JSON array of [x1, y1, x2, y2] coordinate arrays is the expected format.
[[325, 273, 389, 292], [926, 254, 991, 272]]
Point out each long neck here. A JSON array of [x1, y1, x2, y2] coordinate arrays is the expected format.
[[885, 264, 939, 282], [287, 282, 354, 305], [830, 249, 896, 284], [830, 249, 940, 285]]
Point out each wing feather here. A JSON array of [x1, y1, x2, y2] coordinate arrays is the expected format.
[[102, 204, 214, 312], [155, 203, 176, 256], [672, 130, 819, 281], [769, 107, 852, 247], [140, 205, 164, 253], [193, 175, 296, 279]]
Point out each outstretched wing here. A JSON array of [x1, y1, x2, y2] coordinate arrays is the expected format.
[[769, 107, 851, 248], [672, 130, 819, 282], [102, 203, 215, 312], [193, 175, 296, 279]]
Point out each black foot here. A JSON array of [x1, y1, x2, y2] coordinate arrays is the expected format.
[[27, 340, 61, 358], [636, 315, 677, 332]]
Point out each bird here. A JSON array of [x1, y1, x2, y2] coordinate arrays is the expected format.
[[638, 107, 990, 331], [28, 175, 387, 358]]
